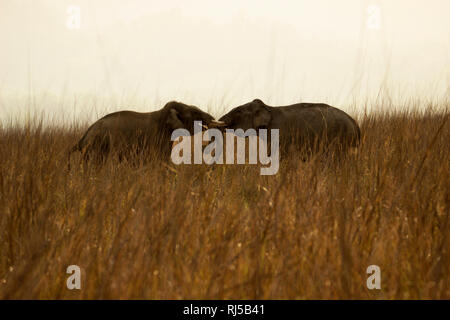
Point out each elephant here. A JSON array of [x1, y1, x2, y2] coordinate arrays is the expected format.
[[218, 99, 361, 158], [69, 101, 225, 165]]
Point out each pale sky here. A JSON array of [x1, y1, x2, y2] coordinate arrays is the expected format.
[[0, 0, 449, 122]]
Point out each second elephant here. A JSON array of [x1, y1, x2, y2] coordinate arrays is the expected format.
[[219, 99, 361, 157]]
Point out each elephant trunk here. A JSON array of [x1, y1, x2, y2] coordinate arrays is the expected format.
[[208, 120, 227, 128]]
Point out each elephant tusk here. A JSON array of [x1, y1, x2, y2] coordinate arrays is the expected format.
[[209, 120, 227, 127], [201, 124, 209, 130]]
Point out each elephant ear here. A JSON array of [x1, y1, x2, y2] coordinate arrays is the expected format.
[[166, 108, 184, 130], [253, 105, 271, 129]]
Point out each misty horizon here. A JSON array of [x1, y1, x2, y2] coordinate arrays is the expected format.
[[1, 0, 449, 123]]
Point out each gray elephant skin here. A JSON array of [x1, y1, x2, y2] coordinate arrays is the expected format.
[[219, 99, 361, 157], [70, 101, 221, 164]]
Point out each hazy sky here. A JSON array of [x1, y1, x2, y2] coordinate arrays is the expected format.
[[0, 0, 449, 122]]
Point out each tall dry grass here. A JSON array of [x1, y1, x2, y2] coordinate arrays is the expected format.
[[0, 106, 448, 299]]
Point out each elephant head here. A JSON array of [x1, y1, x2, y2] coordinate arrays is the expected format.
[[218, 99, 271, 131], [163, 101, 225, 135]]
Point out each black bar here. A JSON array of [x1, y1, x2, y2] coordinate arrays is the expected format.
[[0, 300, 446, 318]]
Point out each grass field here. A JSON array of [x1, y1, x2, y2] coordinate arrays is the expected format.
[[0, 104, 448, 299]]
